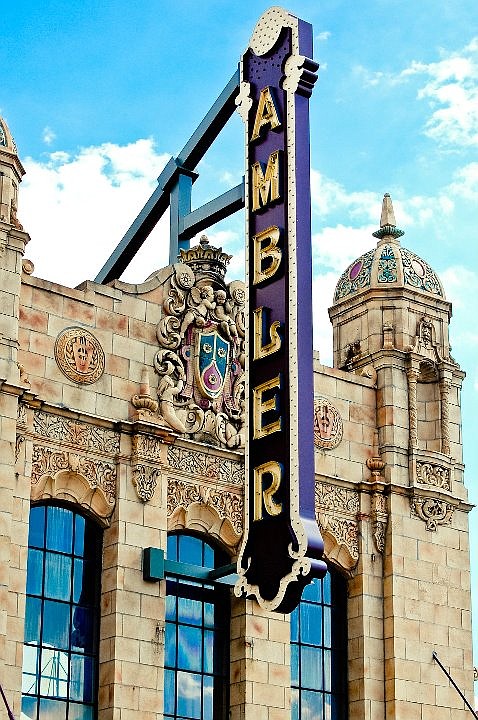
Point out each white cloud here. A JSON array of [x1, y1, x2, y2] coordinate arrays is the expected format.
[[315, 31, 331, 42], [312, 224, 374, 273], [20, 139, 171, 287], [357, 37, 478, 149], [448, 162, 478, 199], [440, 266, 478, 309], [42, 126, 56, 145]]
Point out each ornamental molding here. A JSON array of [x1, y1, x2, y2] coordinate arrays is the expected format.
[[152, 244, 246, 449], [132, 465, 161, 503], [167, 445, 244, 486], [410, 316, 441, 363], [411, 495, 455, 531], [371, 491, 388, 554], [334, 249, 375, 301], [167, 477, 243, 536], [416, 461, 451, 491], [54, 327, 105, 384], [132, 433, 163, 464], [31, 444, 116, 522], [315, 481, 359, 569], [33, 410, 120, 454], [313, 396, 343, 450]]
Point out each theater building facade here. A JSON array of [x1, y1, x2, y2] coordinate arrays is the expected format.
[[0, 10, 475, 720]]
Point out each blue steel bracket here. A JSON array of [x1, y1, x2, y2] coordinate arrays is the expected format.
[[142, 548, 238, 586], [95, 68, 242, 284], [143, 547, 165, 582]]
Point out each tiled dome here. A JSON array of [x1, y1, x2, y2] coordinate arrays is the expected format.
[[333, 194, 444, 303]]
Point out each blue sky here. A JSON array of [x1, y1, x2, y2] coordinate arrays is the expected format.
[[2, 0, 478, 690]]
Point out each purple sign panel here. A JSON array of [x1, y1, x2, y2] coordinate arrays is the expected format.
[[235, 8, 327, 612]]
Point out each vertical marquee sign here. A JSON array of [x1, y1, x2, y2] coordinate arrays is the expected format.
[[235, 8, 327, 612]]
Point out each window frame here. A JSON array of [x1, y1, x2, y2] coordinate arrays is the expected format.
[[164, 532, 231, 720], [21, 502, 103, 720], [290, 567, 348, 720]]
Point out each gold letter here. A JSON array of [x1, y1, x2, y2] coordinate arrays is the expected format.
[[251, 87, 281, 142], [251, 150, 280, 212], [254, 461, 283, 520], [253, 225, 282, 285], [254, 307, 281, 360], [253, 375, 281, 440]]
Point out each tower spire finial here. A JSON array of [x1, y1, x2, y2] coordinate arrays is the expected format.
[[372, 192, 404, 241]]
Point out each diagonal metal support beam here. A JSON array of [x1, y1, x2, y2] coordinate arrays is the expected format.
[[95, 68, 240, 284], [178, 180, 244, 243]]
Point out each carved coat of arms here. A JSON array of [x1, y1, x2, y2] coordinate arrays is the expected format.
[[153, 238, 245, 449]]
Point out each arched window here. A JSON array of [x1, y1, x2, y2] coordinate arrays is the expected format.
[[291, 567, 348, 719], [164, 533, 230, 720], [21, 504, 102, 720]]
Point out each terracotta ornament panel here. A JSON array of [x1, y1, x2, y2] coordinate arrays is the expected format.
[[55, 327, 105, 384]]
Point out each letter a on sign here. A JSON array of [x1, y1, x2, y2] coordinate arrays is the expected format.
[[235, 8, 327, 612]]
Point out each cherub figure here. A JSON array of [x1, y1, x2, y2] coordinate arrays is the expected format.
[[180, 285, 216, 336], [213, 289, 237, 340]]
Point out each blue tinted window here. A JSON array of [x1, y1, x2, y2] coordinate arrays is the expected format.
[[165, 533, 229, 720], [291, 569, 348, 719], [22, 504, 102, 720]]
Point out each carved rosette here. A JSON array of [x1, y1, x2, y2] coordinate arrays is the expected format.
[[153, 243, 246, 449], [315, 482, 360, 569], [54, 327, 105, 384], [411, 496, 455, 531]]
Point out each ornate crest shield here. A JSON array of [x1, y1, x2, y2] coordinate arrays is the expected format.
[[195, 328, 230, 399]]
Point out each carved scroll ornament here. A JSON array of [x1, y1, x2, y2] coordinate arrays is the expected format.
[[411, 495, 454, 531]]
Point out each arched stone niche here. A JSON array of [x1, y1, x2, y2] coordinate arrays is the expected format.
[[168, 503, 241, 556]]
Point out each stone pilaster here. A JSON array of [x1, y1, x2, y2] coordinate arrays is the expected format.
[[230, 597, 290, 720]]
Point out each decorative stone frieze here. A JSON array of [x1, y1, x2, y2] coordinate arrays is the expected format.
[[167, 445, 244, 485], [33, 410, 120, 453], [28, 410, 119, 520], [315, 482, 360, 568], [31, 444, 116, 521], [167, 478, 243, 535], [416, 461, 450, 491]]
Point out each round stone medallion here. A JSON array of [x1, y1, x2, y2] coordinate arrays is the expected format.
[[55, 327, 105, 384], [313, 396, 343, 450]]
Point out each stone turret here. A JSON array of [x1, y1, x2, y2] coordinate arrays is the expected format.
[[0, 116, 25, 229]]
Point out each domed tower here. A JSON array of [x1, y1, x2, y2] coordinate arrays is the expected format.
[[328, 194, 472, 719], [329, 192, 465, 486], [0, 116, 25, 228]]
